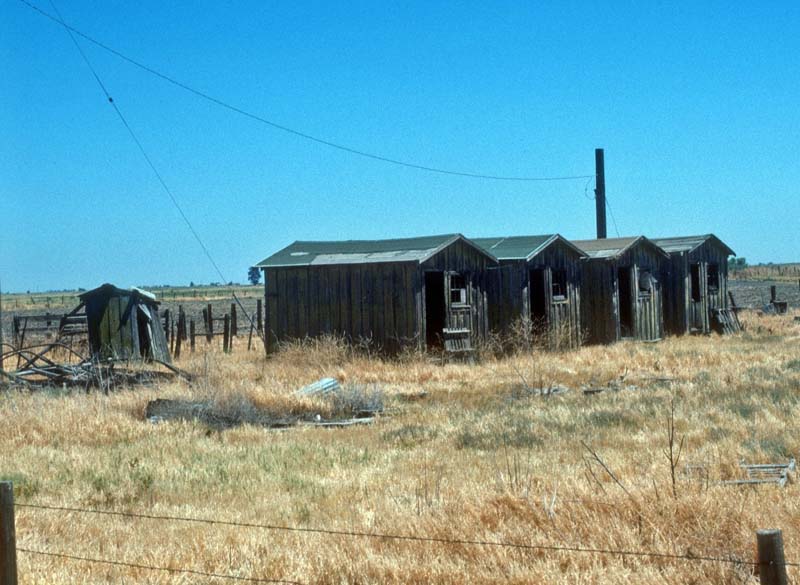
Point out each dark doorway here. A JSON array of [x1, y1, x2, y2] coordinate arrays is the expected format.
[[529, 269, 547, 329], [136, 305, 153, 360], [618, 267, 634, 338], [424, 271, 445, 348], [690, 263, 701, 302]]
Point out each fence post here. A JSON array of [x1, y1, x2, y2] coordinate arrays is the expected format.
[[223, 314, 230, 353], [256, 299, 263, 333], [206, 304, 213, 343], [0, 481, 18, 585], [757, 529, 788, 585], [230, 303, 237, 337], [190, 320, 196, 352], [174, 313, 183, 359]]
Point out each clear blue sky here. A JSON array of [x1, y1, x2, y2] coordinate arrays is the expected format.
[[2, 1, 798, 292]]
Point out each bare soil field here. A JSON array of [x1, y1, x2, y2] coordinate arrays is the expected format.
[[1, 308, 799, 584], [729, 279, 800, 308]]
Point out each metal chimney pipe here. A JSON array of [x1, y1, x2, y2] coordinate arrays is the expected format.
[[594, 148, 607, 239]]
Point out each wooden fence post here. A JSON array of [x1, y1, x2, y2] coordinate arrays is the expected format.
[[757, 529, 788, 585], [206, 304, 213, 343], [174, 313, 183, 359], [0, 481, 18, 585], [223, 314, 230, 353], [163, 309, 171, 345], [256, 299, 263, 334], [190, 320, 196, 352], [230, 303, 237, 337]]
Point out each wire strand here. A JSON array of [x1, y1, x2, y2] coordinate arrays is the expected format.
[[46, 0, 266, 348], [605, 196, 621, 237], [17, 547, 303, 584], [16, 502, 775, 568], [20, 0, 593, 183]]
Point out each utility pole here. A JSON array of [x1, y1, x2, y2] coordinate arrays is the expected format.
[[594, 148, 607, 239]]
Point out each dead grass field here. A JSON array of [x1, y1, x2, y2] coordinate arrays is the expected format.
[[2, 310, 799, 584]]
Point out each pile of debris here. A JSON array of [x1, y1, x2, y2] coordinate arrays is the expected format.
[[145, 377, 384, 430], [1, 284, 188, 392]]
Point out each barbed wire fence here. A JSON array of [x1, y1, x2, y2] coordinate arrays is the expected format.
[[1, 483, 796, 584]]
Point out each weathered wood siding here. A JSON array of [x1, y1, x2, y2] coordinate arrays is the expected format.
[[486, 240, 582, 348], [663, 242, 730, 335], [264, 238, 494, 354], [419, 238, 492, 349], [84, 294, 169, 362], [581, 243, 666, 344], [265, 262, 417, 353]]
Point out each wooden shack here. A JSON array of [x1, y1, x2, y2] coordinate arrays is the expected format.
[[473, 235, 586, 348], [572, 237, 670, 344], [256, 234, 497, 354], [79, 283, 171, 363], [651, 235, 735, 335]]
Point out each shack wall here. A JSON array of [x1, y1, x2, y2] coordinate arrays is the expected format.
[[581, 243, 666, 344], [486, 240, 582, 348], [264, 262, 418, 354], [663, 242, 730, 335], [420, 238, 493, 345]]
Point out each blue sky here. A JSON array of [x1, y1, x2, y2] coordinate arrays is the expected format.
[[2, 1, 798, 292]]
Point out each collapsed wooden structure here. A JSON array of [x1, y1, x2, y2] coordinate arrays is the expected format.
[[651, 235, 735, 335], [256, 234, 497, 353], [79, 284, 171, 363], [573, 237, 670, 344], [473, 235, 586, 348]]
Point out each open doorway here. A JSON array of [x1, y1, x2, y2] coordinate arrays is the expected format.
[[529, 268, 547, 333], [618, 267, 634, 338], [136, 305, 154, 360], [424, 271, 445, 348], [690, 263, 701, 302]]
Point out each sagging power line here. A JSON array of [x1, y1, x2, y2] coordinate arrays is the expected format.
[[20, 0, 594, 183], [44, 0, 267, 351]]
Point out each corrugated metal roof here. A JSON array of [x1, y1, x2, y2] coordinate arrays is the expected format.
[[472, 234, 586, 261], [651, 234, 735, 256], [256, 234, 495, 268], [572, 236, 669, 260]]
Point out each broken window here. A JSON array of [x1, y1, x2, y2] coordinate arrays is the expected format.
[[551, 269, 568, 302], [690, 264, 701, 302], [638, 270, 655, 296], [707, 264, 719, 292], [449, 274, 467, 305]]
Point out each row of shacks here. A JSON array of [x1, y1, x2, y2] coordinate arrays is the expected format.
[[255, 233, 735, 353]]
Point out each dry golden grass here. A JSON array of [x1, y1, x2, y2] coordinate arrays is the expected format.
[[2, 310, 800, 584]]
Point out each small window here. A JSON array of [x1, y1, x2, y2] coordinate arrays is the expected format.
[[638, 270, 655, 295], [449, 274, 467, 305], [551, 269, 568, 302], [707, 264, 719, 292]]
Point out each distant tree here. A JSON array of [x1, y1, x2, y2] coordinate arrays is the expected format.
[[189, 281, 195, 287], [247, 267, 261, 286], [729, 256, 748, 272]]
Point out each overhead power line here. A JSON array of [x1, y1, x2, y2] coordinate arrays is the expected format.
[[45, 0, 265, 347], [20, 0, 594, 182]]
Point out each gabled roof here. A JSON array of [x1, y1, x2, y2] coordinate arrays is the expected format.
[[472, 234, 586, 262], [79, 283, 158, 303], [571, 236, 670, 260], [256, 234, 497, 268], [650, 234, 735, 257]]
